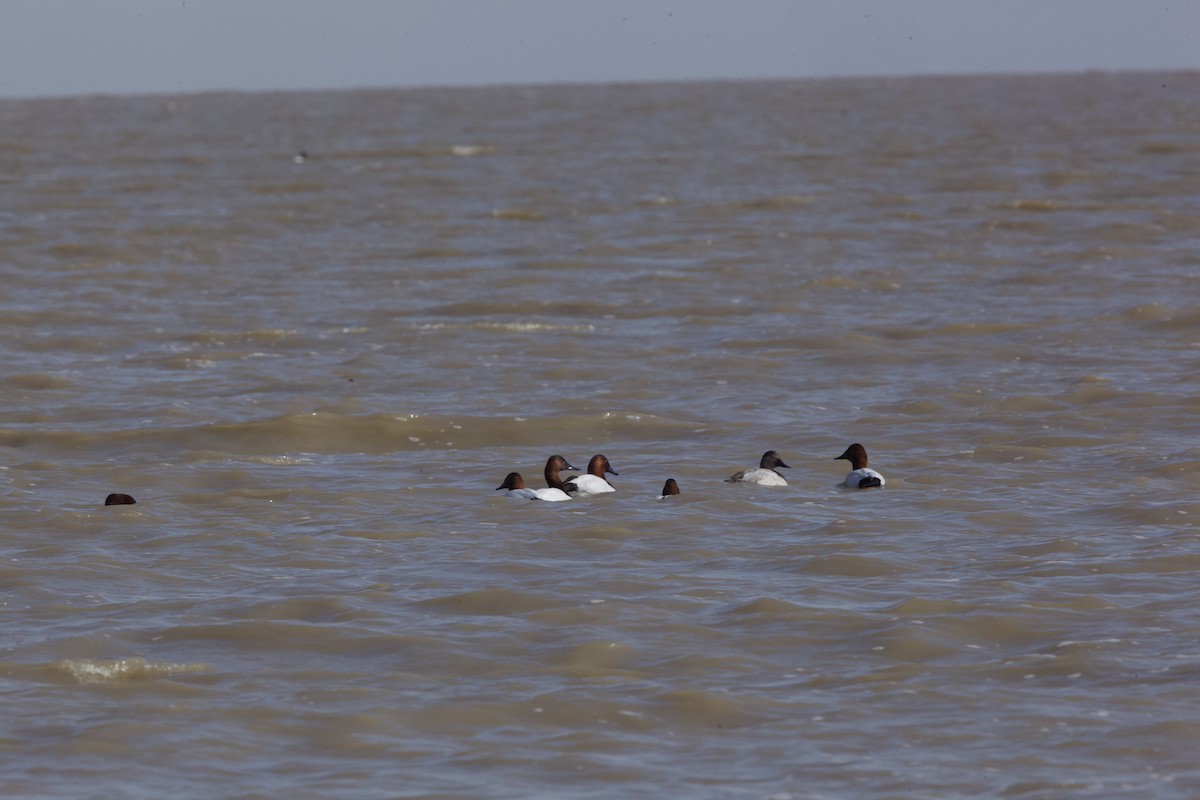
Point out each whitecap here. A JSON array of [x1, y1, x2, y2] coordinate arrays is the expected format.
[[56, 657, 209, 684]]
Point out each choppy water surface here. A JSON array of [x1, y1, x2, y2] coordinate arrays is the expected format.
[[3, 72, 1200, 798]]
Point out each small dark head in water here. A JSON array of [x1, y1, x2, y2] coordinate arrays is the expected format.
[[104, 493, 137, 506]]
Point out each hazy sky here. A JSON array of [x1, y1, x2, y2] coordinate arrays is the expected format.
[[2, 0, 1198, 98]]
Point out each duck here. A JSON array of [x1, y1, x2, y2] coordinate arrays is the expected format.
[[542, 454, 578, 492], [104, 493, 136, 506], [725, 450, 790, 486], [836, 443, 885, 488], [564, 454, 618, 496], [658, 478, 680, 498], [495, 472, 571, 502]]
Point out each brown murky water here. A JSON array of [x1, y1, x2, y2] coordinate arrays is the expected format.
[[3, 71, 1200, 798]]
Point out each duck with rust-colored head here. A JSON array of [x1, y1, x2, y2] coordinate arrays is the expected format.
[[836, 443, 885, 488], [542, 454, 578, 494], [496, 471, 571, 502], [564, 454, 618, 496]]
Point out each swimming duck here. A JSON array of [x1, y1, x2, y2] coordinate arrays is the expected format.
[[564, 454, 618, 496], [725, 450, 790, 486], [658, 478, 681, 498], [496, 471, 571, 502], [542, 454, 578, 493], [836, 443, 885, 488]]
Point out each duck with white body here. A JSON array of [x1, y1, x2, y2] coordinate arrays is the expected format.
[[564, 454, 619, 496], [836, 443, 885, 488], [725, 450, 791, 486]]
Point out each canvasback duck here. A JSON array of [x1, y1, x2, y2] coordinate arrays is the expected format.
[[542, 454, 578, 492], [564, 454, 618, 496], [496, 472, 571, 502], [836, 443, 885, 488], [658, 478, 680, 498], [725, 450, 790, 486]]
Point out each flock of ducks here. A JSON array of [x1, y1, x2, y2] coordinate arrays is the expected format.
[[496, 454, 618, 502], [103, 445, 885, 508], [496, 444, 885, 502]]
